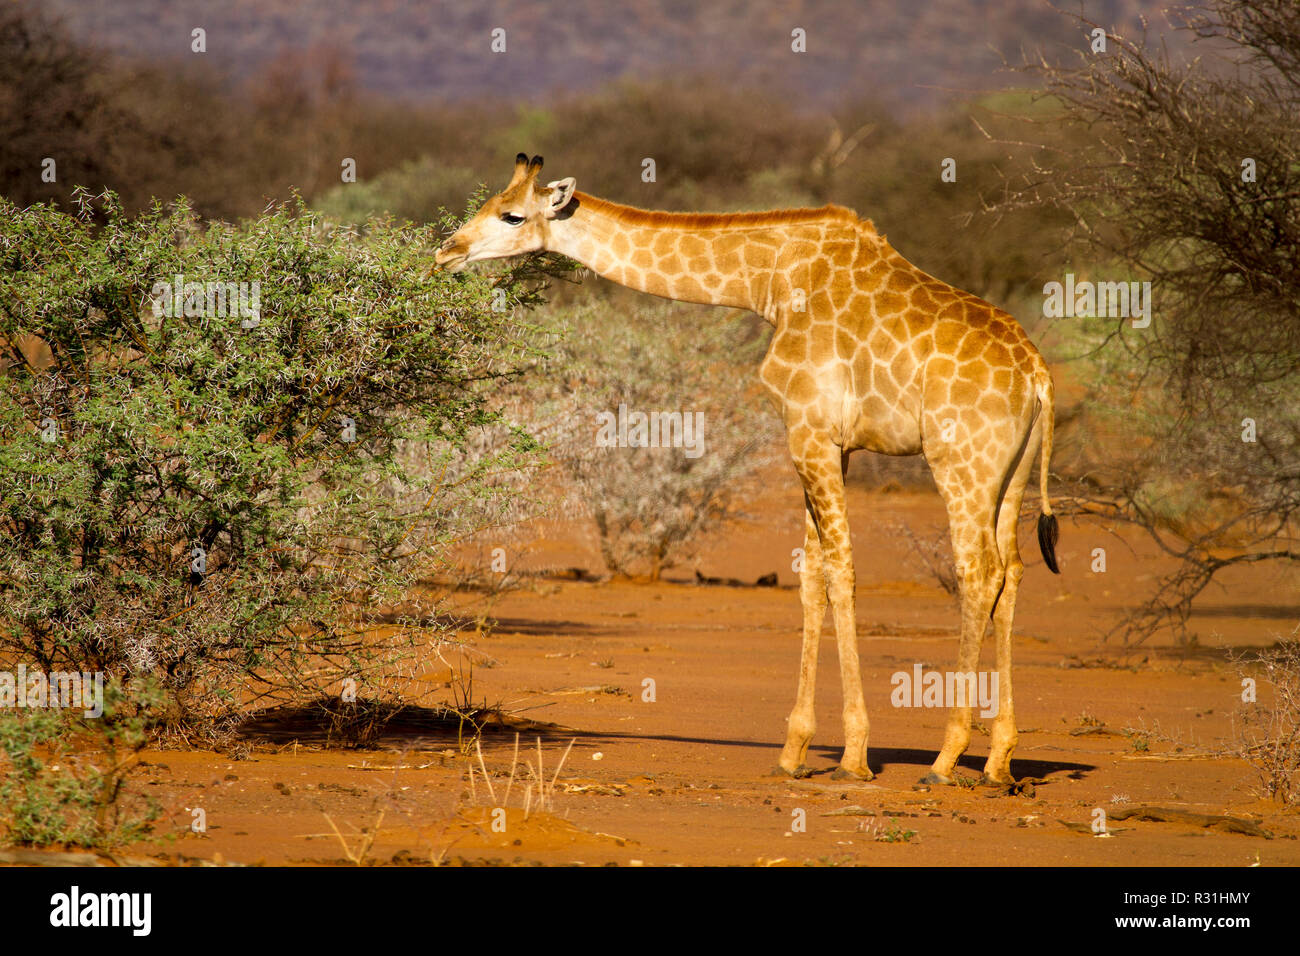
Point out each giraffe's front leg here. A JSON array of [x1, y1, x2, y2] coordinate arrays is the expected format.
[[826, 549, 872, 781], [789, 441, 872, 782], [774, 508, 825, 778]]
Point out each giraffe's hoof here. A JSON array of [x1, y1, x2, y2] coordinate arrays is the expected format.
[[769, 764, 815, 779], [919, 771, 953, 786], [979, 773, 1015, 788], [831, 766, 874, 782]]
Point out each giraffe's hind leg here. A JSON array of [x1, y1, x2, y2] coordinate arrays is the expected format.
[[918, 414, 1030, 785], [921, 491, 1002, 785], [981, 417, 1042, 785]]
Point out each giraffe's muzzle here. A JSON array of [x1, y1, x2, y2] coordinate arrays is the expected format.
[[434, 236, 469, 272]]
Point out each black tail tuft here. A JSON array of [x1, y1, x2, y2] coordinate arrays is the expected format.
[[1037, 513, 1060, 574]]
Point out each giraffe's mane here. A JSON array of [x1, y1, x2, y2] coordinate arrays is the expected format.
[[574, 192, 877, 234]]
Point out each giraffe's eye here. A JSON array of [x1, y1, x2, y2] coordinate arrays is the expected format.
[[500, 212, 525, 226]]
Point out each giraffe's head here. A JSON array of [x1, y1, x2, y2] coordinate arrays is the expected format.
[[434, 153, 577, 272]]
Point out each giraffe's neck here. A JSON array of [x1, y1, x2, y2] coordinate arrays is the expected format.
[[546, 192, 861, 316]]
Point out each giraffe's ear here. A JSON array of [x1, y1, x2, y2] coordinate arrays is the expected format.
[[544, 178, 577, 218]]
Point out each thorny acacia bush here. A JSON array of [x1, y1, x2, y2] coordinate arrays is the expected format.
[[1230, 636, 1300, 806], [0, 189, 550, 738], [523, 300, 781, 580], [1003, 0, 1300, 643]]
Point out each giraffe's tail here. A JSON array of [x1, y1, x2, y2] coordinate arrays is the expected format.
[[1034, 368, 1060, 574]]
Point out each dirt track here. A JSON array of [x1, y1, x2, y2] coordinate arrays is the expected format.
[[113, 466, 1300, 866]]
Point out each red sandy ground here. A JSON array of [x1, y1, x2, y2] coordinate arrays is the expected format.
[[49, 461, 1300, 866]]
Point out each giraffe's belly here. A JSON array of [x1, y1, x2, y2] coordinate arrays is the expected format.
[[843, 389, 923, 456]]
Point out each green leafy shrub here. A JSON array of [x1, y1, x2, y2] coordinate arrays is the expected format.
[[0, 679, 162, 848], [0, 189, 547, 736]]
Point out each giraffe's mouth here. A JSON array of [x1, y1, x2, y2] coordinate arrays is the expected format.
[[434, 235, 471, 272], [433, 249, 469, 273]]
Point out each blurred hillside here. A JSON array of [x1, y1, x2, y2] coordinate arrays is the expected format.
[[45, 0, 1175, 109]]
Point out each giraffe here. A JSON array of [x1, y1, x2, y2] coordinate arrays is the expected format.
[[435, 153, 1060, 785]]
